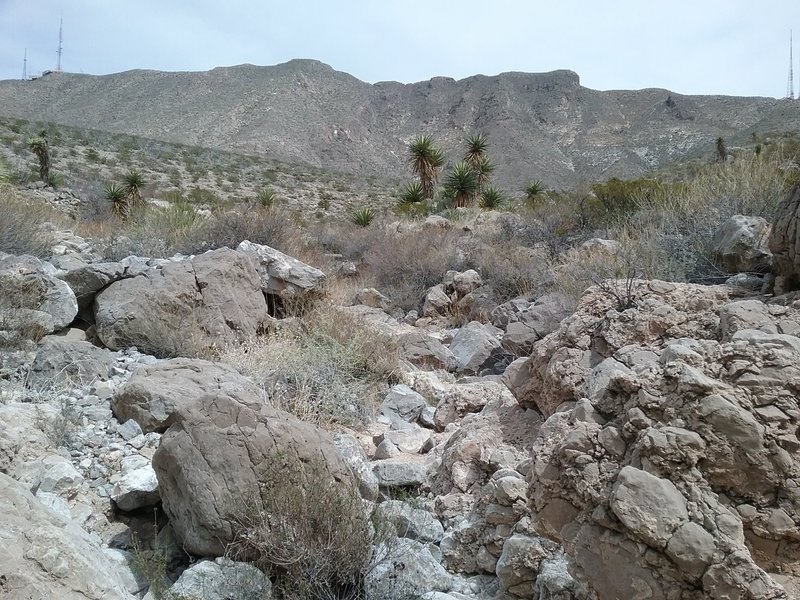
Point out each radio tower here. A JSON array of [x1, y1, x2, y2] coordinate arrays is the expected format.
[[56, 14, 63, 72], [22, 48, 27, 80], [788, 30, 795, 99]]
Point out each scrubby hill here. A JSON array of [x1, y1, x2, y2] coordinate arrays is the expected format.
[[2, 59, 799, 189]]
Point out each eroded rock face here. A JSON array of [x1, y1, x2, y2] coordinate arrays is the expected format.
[[513, 281, 800, 599], [94, 248, 271, 355], [152, 392, 353, 557], [237, 240, 325, 298], [769, 183, 800, 292], [0, 472, 136, 600]]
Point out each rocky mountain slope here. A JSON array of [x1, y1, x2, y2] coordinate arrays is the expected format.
[[2, 59, 799, 189]]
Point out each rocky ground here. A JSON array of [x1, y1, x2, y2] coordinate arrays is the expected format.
[[2, 185, 800, 599]]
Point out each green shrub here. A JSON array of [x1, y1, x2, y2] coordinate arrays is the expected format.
[[0, 186, 56, 258], [351, 206, 375, 227], [256, 187, 277, 208], [479, 186, 505, 210]]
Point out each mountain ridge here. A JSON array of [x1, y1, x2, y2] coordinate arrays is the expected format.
[[1, 59, 798, 189]]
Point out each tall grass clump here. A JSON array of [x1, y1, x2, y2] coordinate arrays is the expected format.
[[0, 184, 56, 257]]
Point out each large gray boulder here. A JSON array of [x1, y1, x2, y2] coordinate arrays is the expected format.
[[112, 357, 268, 433], [51, 255, 127, 311], [448, 321, 505, 374], [152, 392, 354, 556], [0, 254, 77, 342], [365, 537, 452, 597], [501, 293, 573, 357], [237, 240, 325, 298], [144, 558, 271, 600], [769, 183, 800, 292], [712, 214, 772, 274], [0, 472, 137, 600], [26, 337, 117, 389], [94, 248, 271, 356]]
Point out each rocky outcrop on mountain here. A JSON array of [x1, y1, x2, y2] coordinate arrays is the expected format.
[[769, 183, 800, 293], [505, 279, 800, 599], [3, 61, 798, 190]]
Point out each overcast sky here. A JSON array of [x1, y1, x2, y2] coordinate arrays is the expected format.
[[1, 1, 799, 98]]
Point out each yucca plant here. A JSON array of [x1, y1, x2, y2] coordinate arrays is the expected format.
[[524, 180, 545, 208], [395, 180, 426, 215], [256, 187, 277, 208], [408, 135, 444, 199], [27, 135, 50, 183], [445, 162, 478, 208], [473, 156, 495, 192], [479, 186, 505, 210], [464, 133, 489, 169], [123, 170, 145, 210], [105, 184, 129, 220], [351, 206, 375, 227]]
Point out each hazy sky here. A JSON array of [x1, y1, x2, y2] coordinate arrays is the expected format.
[[1, 1, 800, 98]]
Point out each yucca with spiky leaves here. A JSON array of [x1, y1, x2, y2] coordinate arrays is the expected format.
[[479, 186, 505, 210], [408, 135, 444, 199], [445, 162, 478, 208], [351, 206, 375, 227], [123, 170, 145, 210], [105, 184, 129, 220], [474, 156, 495, 191], [396, 180, 427, 215], [256, 187, 277, 209], [524, 180, 545, 208], [27, 135, 50, 184], [463, 133, 489, 170]]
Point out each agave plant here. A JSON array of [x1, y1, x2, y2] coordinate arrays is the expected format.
[[479, 186, 505, 210], [256, 187, 277, 208], [408, 135, 444, 199], [445, 162, 478, 208], [351, 206, 375, 227], [105, 184, 129, 220], [123, 170, 145, 209]]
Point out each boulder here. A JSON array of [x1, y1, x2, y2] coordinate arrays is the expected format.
[[152, 393, 353, 556], [94, 248, 271, 355], [375, 500, 444, 543], [448, 321, 504, 374], [381, 384, 428, 427], [398, 331, 457, 371], [26, 338, 117, 389], [237, 240, 325, 298], [354, 287, 397, 314], [500, 293, 572, 357], [496, 535, 555, 598], [111, 455, 160, 511], [365, 538, 452, 597], [0, 472, 137, 600], [0, 254, 78, 341], [52, 256, 127, 311], [769, 183, 800, 292], [712, 215, 772, 274], [372, 461, 427, 488], [423, 284, 452, 317], [144, 558, 271, 600], [112, 357, 268, 433]]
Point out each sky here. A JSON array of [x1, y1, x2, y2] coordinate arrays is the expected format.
[[1, 1, 800, 98]]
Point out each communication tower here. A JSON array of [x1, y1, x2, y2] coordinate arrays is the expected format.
[[22, 48, 27, 80], [789, 30, 795, 99], [56, 14, 63, 72]]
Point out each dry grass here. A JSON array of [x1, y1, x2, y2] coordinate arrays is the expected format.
[[0, 184, 57, 258], [219, 302, 398, 429]]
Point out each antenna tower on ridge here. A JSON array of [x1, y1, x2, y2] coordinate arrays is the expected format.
[[789, 30, 795, 99], [56, 13, 63, 72], [22, 49, 27, 80]]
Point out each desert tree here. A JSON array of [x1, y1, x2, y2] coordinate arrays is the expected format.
[[27, 132, 50, 184], [445, 161, 478, 208], [408, 135, 444, 199]]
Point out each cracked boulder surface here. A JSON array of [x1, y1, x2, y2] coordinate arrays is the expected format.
[[152, 390, 354, 557], [506, 280, 800, 599], [93, 247, 272, 356]]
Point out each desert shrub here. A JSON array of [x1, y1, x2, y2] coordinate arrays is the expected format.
[[361, 227, 465, 311], [230, 454, 392, 600], [220, 304, 398, 429], [198, 207, 298, 255], [589, 177, 669, 222], [0, 185, 56, 257], [352, 206, 375, 227], [256, 187, 277, 208], [187, 186, 220, 205], [467, 241, 553, 303]]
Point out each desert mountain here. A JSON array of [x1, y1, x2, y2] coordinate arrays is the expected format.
[[1, 59, 799, 189]]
